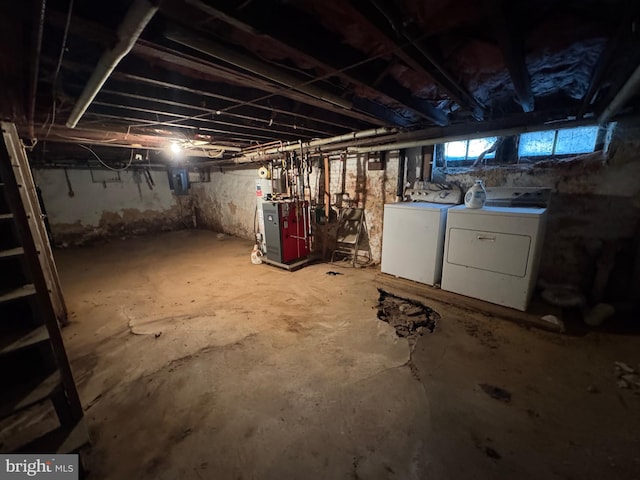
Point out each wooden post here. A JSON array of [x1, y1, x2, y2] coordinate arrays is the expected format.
[[423, 145, 434, 182]]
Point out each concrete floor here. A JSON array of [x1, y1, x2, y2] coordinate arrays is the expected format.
[[52, 230, 640, 480]]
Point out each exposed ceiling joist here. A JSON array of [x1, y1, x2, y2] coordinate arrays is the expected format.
[[40, 55, 357, 136], [133, 43, 376, 123], [0, 2, 27, 124], [168, 28, 355, 110], [31, 123, 184, 149], [485, 0, 535, 113], [598, 62, 640, 124], [95, 90, 339, 137], [176, 0, 449, 126], [28, 0, 46, 140], [354, 0, 487, 120], [110, 72, 366, 131], [83, 109, 284, 143], [578, 10, 640, 118], [46, 10, 388, 128], [578, 35, 622, 118], [164, 29, 414, 127], [105, 65, 364, 132], [7, 0, 638, 157], [65, 0, 159, 128], [87, 98, 318, 141]]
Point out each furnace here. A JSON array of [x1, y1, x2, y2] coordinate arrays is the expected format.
[[262, 201, 310, 265]]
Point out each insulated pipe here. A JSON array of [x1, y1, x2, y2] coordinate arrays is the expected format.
[[598, 63, 640, 125], [66, 0, 159, 128]]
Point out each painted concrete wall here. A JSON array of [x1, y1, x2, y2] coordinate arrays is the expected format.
[[34, 168, 189, 245]]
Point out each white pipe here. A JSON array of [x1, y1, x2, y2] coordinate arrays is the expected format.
[[239, 127, 396, 159], [598, 64, 640, 125], [66, 0, 159, 128], [349, 118, 599, 154]]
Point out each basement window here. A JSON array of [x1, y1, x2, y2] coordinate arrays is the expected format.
[[518, 126, 599, 158], [438, 125, 602, 169], [443, 137, 498, 164]]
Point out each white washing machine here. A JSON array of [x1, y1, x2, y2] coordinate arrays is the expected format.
[[381, 202, 453, 286], [441, 205, 547, 311]]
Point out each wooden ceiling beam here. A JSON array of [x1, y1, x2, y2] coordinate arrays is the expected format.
[[131, 42, 387, 126], [94, 90, 338, 137], [87, 99, 317, 140], [164, 28, 416, 127], [41, 54, 363, 133], [578, 8, 640, 119], [173, 0, 449, 126], [484, 0, 535, 113], [45, 10, 388, 127], [352, 0, 487, 120], [0, 2, 27, 124], [81, 110, 277, 143]]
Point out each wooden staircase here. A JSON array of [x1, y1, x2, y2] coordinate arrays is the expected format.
[[0, 122, 88, 455]]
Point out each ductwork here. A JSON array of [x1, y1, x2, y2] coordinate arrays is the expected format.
[[66, 0, 159, 128]]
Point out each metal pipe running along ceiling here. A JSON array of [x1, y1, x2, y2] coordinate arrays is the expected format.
[[239, 127, 396, 159], [349, 119, 601, 154], [66, 0, 159, 128], [224, 116, 607, 165]]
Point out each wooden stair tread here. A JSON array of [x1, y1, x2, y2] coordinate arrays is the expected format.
[[0, 371, 61, 421], [0, 212, 14, 220], [0, 324, 49, 356], [16, 418, 90, 454], [0, 284, 36, 303], [0, 246, 24, 259]]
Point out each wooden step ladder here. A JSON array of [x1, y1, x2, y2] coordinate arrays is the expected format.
[[0, 122, 88, 456]]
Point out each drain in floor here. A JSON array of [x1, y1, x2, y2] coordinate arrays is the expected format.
[[376, 289, 439, 340]]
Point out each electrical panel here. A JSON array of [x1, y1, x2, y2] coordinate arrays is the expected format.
[[168, 168, 189, 196]]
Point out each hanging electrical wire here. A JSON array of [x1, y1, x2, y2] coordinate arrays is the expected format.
[[78, 144, 134, 172]]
